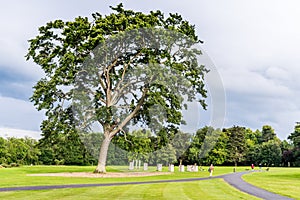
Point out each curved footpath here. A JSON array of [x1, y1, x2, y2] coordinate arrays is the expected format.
[[0, 171, 294, 200], [222, 171, 293, 200]]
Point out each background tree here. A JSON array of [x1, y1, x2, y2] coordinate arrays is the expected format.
[[224, 126, 247, 168], [289, 123, 300, 147], [26, 4, 208, 173], [244, 125, 283, 167], [187, 126, 212, 165], [114, 129, 152, 163], [0, 137, 40, 166], [203, 129, 228, 165], [258, 139, 282, 166], [79, 132, 128, 165], [259, 125, 276, 143], [288, 122, 300, 166], [280, 140, 293, 166], [171, 131, 192, 165], [187, 127, 225, 165], [244, 129, 261, 165], [38, 120, 91, 166], [0, 137, 8, 164], [149, 144, 177, 166]]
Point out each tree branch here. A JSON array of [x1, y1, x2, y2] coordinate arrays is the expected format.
[[111, 51, 142, 104], [109, 87, 148, 137]]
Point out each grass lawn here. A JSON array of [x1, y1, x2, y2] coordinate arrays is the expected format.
[[0, 165, 244, 187], [243, 167, 300, 200], [0, 165, 261, 199], [0, 178, 260, 200]]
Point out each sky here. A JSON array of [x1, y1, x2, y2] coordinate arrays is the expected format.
[[1, 0, 300, 140]]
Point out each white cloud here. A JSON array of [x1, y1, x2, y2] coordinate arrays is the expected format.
[[220, 68, 293, 97], [0, 0, 300, 140], [225, 95, 299, 139], [265, 67, 289, 81], [0, 96, 44, 131], [0, 127, 41, 139]]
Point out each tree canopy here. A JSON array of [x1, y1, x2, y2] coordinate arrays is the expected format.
[[1, 123, 297, 168], [26, 4, 208, 173], [288, 123, 300, 165]]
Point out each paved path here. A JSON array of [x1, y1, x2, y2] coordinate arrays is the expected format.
[[0, 176, 224, 192], [0, 171, 294, 200], [222, 171, 294, 200]]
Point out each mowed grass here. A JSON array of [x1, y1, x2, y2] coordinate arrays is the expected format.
[[0, 165, 261, 199], [0, 178, 260, 200], [243, 167, 300, 200], [0, 165, 244, 187]]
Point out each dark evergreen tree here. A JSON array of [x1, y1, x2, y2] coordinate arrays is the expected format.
[[259, 125, 276, 143], [224, 126, 247, 167], [288, 123, 300, 166]]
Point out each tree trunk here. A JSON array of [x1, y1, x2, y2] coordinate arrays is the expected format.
[[234, 161, 237, 172], [94, 135, 111, 173]]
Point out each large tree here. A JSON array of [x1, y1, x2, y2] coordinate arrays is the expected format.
[[0, 137, 40, 165], [224, 126, 247, 168], [259, 139, 282, 167], [288, 123, 300, 147], [288, 122, 300, 165], [26, 4, 208, 173], [259, 125, 276, 143]]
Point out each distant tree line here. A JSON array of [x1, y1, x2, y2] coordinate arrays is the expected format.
[[1, 124, 300, 167], [0, 137, 40, 166]]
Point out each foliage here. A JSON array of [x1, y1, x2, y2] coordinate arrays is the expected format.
[[113, 130, 153, 162], [0, 137, 40, 166], [244, 126, 284, 167], [259, 125, 276, 143], [223, 126, 247, 166], [288, 123, 300, 165], [37, 127, 92, 165], [186, 127, 224, 165], [1, 123, 291, 167], [288, 123, 300, 146], [170, 131, 192, 164], [26, 3, 208, 173], [203, 129, 228, 165], [80, 132, 128, 165], [149, 144, 177, 166], [258, 139, 282, 166]]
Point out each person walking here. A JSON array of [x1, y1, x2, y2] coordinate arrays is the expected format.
[[209, 164, 214, 177], [251, 163, 255, 171]]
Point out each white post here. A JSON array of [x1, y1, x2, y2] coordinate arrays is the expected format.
[[194, 165, 198, 172], [157, 164, 163, 171], [138, 160, 141, 169], [143, 163, 148, 171], [135, 160, 138, 169], [179, 165, 185, 172], [168, 164, 174, 172], [129, 161, 134, 170]]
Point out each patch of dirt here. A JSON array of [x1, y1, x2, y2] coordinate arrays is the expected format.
[[27, 171, 171, 178]]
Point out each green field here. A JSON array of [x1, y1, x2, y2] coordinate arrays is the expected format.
[[0, 179, 261, 200], [0, 165, 298, 199], [243, 167, 300, 200], [0, 165, 243, 187]]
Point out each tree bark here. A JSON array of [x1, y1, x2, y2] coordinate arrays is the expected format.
[[94, 134, 111, 173], [93, 84, 148, 173]]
